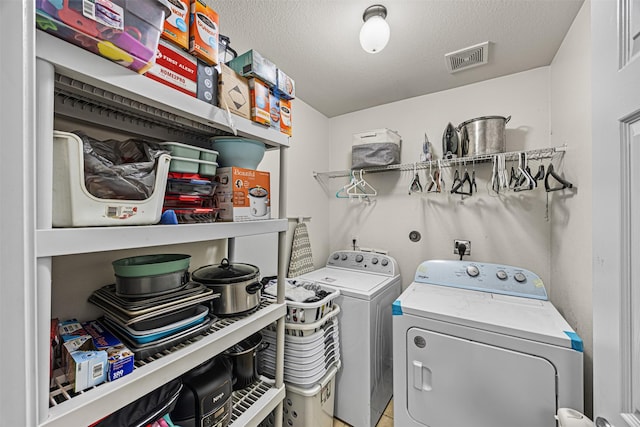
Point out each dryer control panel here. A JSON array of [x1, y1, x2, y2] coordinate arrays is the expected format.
[[326, 250, 398, 276], [413, 259, 548, 300]]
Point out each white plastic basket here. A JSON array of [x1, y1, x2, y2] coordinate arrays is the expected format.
[[52, 131, 171, 227], [259, 362, 340, 427], [263, 279, 340, 324]]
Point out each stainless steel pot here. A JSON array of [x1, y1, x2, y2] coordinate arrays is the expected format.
[[457, 115, 511, 156], [191, 258, 261, 316], [224, 332, 269, 390]]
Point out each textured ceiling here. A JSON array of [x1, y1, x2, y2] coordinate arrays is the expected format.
[[210, 0, 584, 118]]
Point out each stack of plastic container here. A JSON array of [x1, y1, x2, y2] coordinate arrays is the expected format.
[[259, 279, 341, 427], [158, 142, 220, 223]]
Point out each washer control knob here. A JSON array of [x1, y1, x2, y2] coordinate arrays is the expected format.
[[514, 272, 527, 283], [341, 254, 348, 261], [355, 254, 364, 263], [332, 253, 340, 260], [372, 258, 379, 265], [466, 265, 480, 277], [381, 259, 389, 266], [496, 270, 508, 280]]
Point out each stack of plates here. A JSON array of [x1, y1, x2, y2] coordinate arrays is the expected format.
[[89, 282, 220, 359]]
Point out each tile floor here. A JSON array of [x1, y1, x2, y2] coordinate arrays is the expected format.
[[333, 399, 394, 427]]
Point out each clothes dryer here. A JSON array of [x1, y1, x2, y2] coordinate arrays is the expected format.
[[299, 250, 401, 427], [393, 260, 583, 427]]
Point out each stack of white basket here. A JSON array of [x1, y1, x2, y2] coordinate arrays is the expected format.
[[260, 279, 341, 427]]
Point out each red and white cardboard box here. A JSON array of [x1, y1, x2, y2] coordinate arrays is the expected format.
[[146, 40, 197, 97]]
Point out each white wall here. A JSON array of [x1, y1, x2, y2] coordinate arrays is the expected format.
[[550, 1, 593, 416], [327, 68, 553, 290], [234, 98, 332, 275]]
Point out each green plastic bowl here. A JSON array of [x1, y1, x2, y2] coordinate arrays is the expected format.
[[209, 137, 266, 169], [112, 254, 191, 277]]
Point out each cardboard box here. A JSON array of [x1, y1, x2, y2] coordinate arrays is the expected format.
[[280, 98, 292, 136], [249, 78, 270, 126], [227, 49, 277, 87], [146, 39, 197, 97], [218, 63, 251, 120], [58, 319, 110, 391], [275, 69, 295, 100], [215, 167, 270, 221], [197, 60, 218, 105], [269, 92, 281, 131], [82, 320, 134, 382], [162, 0, 190, 50], [63, 341, 108, 392], [189, 0, 219, 65]]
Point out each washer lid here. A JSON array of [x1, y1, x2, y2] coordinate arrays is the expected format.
[[394, 281, 582, 351], [299, 267, 396, 299]]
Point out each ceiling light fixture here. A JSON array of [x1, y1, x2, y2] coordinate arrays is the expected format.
[[360, 4, 390, 54]]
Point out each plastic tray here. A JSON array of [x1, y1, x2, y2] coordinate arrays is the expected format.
[[166, 177, 217, 196]]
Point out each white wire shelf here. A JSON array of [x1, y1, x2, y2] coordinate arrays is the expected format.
[[313, 145, 566, 179]]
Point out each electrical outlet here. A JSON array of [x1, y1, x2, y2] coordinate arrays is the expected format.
[[454, 240, 471, 255]]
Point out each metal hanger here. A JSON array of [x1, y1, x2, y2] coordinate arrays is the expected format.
[[409, 163, 423, 195]]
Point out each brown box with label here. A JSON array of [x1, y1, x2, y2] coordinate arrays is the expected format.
[[214, 167, 270, 222], [218, 63, 251, 120]]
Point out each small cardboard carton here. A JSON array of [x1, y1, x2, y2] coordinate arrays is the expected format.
[[269, 92, 281, 131], [248, 78, 270, 126], [218, 63, 251, 120], [58, 321, 108, 392], [280, 98, 292, 136], [146, 39, 197, 97], [215, 167, 270, 222], [275, 69, 295, 100], [82, 320, 134, 382], [197, 60, 218, 105], [189, 0, 219, 65], [162, 0, 190, 49], [227, 49, 277, 87]]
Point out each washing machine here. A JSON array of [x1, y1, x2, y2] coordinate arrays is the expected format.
[[298, 250, 401, 427], [393, 260, 584, 427]]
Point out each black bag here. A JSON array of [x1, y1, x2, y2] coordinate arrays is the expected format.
[[92, 378, 182, 427]]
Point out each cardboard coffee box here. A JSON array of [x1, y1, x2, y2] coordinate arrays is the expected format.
[[189, 0, 219, 65], [248, 78, 270, 126], [162, 0, 190, 49], [280, 98, 292, 136], [215, 167, 270, 222], [269, 92, 281, 131], [218, 63, 251, 120]]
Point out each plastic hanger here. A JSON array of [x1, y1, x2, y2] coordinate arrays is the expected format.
[[544, 163, 573, 192], [336, 171, 358, 198], [514, 152, 535, 192], [451, 164, 473, 196]]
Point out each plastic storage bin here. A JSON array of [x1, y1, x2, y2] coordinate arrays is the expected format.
[[158, 142, 219, 176], [52, 131, 171, 227], [36, 0, 172, 73], [259, 362, 340, 427]]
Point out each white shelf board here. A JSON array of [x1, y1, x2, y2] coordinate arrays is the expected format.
[[35, 31, 289, 149], [41, 303, 286, 427], [37, 219, 287, 257]]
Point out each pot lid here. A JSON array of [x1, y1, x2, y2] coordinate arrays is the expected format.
[[192, 258, 259, 283]]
